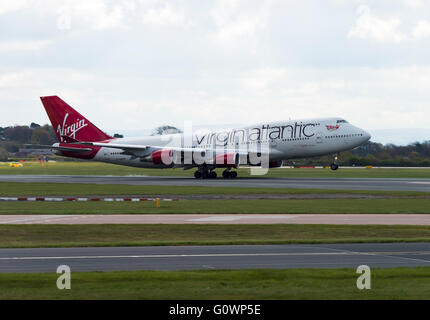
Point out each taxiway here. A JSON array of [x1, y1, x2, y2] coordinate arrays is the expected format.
[[0, 243, 429, 273], [1, 175, 430, 192]]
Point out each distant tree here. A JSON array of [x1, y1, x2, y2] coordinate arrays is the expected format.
[[4, 126, 32, 144], [113, 133, 124, 138], [31, 128, 56, 145], [30, 122, 41, 129], [351, 141, 384, 156], [151, 125, 183, 136], [42, 124, 57, 142], [0, 141, 19, 153], [0, 147, 8, 161]]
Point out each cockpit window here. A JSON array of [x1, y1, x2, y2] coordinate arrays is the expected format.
[[336, 120, 348, 124]]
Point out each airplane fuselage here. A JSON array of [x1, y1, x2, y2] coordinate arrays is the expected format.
[[40, 96, 371, 177], [72, 117, 370, 168]]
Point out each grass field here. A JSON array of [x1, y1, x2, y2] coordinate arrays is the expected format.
[[2, 182, 429, 197], [0, 224, 429, 247], [1, 198, 430, 214], [2, 161, 430, 178], [2, 163, 428, 301], [1, 267, 429, 299]]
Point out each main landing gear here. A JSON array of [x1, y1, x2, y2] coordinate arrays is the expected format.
[[330, 155, 339, 171], [193, 168, 238, 179], [222, 169, 237, 179], [194, 170, 217, 179]]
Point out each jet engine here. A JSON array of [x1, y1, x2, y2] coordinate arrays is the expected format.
[[214, 152, 239, 168]]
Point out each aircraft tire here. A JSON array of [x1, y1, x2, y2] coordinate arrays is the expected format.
[[209, 171, 217, 179]]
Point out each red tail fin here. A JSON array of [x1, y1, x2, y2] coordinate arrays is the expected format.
[[40, 96, 112, 143]]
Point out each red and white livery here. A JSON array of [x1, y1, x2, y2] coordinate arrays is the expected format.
[[35, 96, 371, 178]]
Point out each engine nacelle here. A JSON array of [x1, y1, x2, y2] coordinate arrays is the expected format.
[[214, 152, 239, 168], [151, 149, 174, 166], [269, 160, 283, 168]]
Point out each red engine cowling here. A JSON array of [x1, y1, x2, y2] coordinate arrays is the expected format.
[[269, 160, 283, 168], [152, 149, 173, 165], [214, 152, 239, 168]]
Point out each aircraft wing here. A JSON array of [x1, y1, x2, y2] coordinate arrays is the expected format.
[[81, 141, 256, 155], [24, 144, 93, 153], [79, 141, 207, 155], [28, 141, 263, 159]]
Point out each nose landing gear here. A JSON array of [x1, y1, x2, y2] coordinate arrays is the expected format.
[[330, 155, 339, 171]]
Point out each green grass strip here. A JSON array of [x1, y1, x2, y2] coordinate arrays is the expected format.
[[1, 267, 430, 299], [1, 182, 429, 197], [1, 198, 430, 214], [0, 224, 429, 248], [2, 161, 430, 178]]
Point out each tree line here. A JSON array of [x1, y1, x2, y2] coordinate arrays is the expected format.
[[0, 123, 57, 160], [289, 141, 430, 167]]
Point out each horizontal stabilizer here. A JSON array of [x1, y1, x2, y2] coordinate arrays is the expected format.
[[24, 144, 93, 153]]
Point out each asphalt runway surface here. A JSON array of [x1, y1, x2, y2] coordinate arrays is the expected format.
[[2, 175, 430, 191], [0, 243, 429, 273], [1, 214, 430, 225]]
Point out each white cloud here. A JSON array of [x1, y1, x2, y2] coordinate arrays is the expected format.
[[0, 0, 28, 15], [211, 0, 267, 43], [70, 1, 126, 30], [216, 15, 265, 42], [401, 0, 424, 7], [0, 40, 51, 53], [232, 65, 430, 130], [0, 0, 131, 30], [412, 20, 430, 39], [1, 65, 430, 138], [2, 1, 430, 144], [241, 67, 287, 91], [142, 4, 186, 26], [0, 71, 33, 88], [348, 5, 407, 43]]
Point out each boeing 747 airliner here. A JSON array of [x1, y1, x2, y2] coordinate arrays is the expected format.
[[33, 96, 371, 179]]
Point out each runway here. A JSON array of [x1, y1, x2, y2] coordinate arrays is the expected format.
[[0, 243, 429, 273], [1, 214, 430, 225], [2, 175, 430, 191]]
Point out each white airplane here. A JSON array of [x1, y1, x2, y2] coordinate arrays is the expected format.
[[35, 96, 371, 179]]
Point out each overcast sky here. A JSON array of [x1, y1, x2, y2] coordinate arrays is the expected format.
[[1, 0, 429, 143]]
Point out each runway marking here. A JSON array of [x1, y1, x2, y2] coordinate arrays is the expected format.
[[0, 215, 70, 224], [0, 196, 178, 202], [343, 251, 430, 256], [2, 175, 430, 192], [1, 214, 430, 225], [362, 251, 430, 264], [0, 252, 367, 261], [188, 215, 297, 222], [1, 251, 429, 261], [315, 245, 430, 264]]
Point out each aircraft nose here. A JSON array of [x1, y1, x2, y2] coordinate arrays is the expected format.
[[362, 130, 371, 142]]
